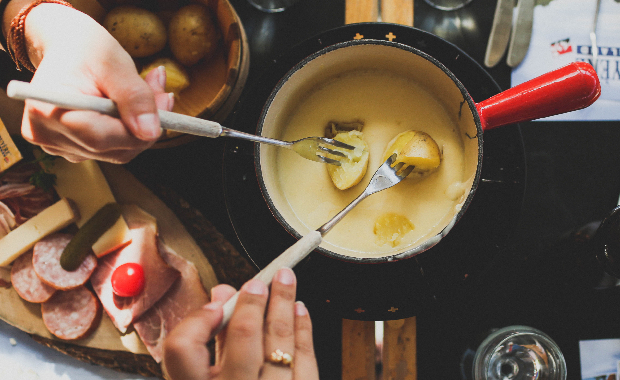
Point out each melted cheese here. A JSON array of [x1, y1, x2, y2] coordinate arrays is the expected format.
[[274, 70, 469, 258]]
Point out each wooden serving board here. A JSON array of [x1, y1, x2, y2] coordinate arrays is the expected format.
[[0, 163, 256, 378]]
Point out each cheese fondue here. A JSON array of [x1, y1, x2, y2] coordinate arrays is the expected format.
[[271, 69, 470, 259]]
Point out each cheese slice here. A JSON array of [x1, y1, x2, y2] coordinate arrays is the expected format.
[[0, 198, 78, 266], [48, 159, 131, 257]]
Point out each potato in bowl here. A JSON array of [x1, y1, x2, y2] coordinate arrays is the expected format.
[[99, 0, 249, 147]]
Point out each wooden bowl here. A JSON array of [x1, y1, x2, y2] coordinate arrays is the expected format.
[[82, 0, 250, 148], [154, 0, 250, 148]]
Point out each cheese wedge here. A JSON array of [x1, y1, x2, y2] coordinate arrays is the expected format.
[[48, 159, 131, 257], [0, 198, 78, 266]]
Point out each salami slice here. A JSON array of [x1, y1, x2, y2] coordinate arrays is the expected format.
[[41, 286, 101, 340], [33, 233, 97, 290], [10, 250, 56, 303]]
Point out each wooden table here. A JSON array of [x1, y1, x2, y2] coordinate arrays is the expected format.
[[341, 2, 417, 379]]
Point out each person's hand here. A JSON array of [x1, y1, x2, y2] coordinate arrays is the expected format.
[[162, 268, 319, 380], [19, 4, 173, 163]]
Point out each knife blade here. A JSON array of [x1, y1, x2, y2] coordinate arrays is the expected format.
[[590, 0, 602, 71], [506, 0, 535, 67], [484, 0, 514, 68]]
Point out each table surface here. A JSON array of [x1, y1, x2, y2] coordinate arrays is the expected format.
[[2, 0, 620, 379]]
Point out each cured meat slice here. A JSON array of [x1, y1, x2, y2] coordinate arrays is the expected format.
[[32, 233, 97, 290], [41, 286, 101, 340], [133, 241, 209, 362], [10, 250, 56, 303], [90, 205, 180, 333]]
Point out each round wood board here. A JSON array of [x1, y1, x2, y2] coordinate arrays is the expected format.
[[0, 163, 256, 378]]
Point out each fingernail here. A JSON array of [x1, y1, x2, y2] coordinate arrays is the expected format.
[[242, 279, 267, 295], [203, 301, 222, 311], [157, 65, 167, 89], [275, 268, 296, 285], [167, 92, 175, 111], [295, 301, 308, 316], [135, 113, 161, 140]]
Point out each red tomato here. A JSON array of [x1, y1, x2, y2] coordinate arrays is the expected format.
[[111, 263, 145, 297]]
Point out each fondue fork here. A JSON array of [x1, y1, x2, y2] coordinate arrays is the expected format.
[[215, 154, 414, 334], [6, 80, 354, 166]]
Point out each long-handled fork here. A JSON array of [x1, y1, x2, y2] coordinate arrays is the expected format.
[[6, 80, 354, 166], [215, 154, 414, 334]]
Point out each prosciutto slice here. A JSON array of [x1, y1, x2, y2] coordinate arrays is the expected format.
[[0, 163, 55, 226], [90, 205, 180, 333], [133, 240, 209, 362]]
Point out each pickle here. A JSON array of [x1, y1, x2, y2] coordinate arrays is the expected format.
[[60, 203, 122, 271]]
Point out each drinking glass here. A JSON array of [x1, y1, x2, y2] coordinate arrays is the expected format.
[[472, 326, 567, 380], [247, 0, 301, 12], [423, 0, 473, 11]]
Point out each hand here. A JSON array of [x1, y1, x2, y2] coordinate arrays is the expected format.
[[18, 4, 173, 163], [162, 268, 320, 380]]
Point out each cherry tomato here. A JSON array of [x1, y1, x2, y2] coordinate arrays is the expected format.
[[111, 263, 145, 297]]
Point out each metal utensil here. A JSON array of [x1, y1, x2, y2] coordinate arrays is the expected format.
[[484, 0, 535, 68], [506, 0, 535, 67], [590, 0, 602, 71], [484, 0, 514, 68], [216, 154, 414, 334], [5, 80, 354, 166]]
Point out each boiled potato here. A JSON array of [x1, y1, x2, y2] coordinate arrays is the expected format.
[[140, 57, 190, 94], [327, 130, 369, 190], [382, 130, 441, 174], [104, 6, 167, 58], [373, 213, 414, 247], [168, 3, 219, 66]]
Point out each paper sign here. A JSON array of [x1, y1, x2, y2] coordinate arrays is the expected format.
[[511, 0, 620, 121]]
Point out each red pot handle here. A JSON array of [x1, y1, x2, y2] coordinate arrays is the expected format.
[[476, 62, 601, 131]]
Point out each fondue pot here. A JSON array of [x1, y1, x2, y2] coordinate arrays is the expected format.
[[255, 39, 600, 263], [224, 24, 598, 320]]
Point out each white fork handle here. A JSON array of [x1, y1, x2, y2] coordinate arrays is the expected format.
[[6, 80, 223, 138], [215, 231, 323, 336]]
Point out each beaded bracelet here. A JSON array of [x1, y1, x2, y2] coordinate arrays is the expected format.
[[6, 0, 74, 72]]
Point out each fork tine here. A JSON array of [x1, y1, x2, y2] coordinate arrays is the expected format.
[[398, 165, 415, 179], [392, 162, 405, 172], [318, 145, 347, 157], [321, 138, 355, 151], [316, 155, 342, 166]]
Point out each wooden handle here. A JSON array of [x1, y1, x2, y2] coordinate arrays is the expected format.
[[345, 0, 413, 26], [5, 80, 223, 138], [216, 231, 323, 335]]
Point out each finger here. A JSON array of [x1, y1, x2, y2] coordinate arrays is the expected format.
[[99, 63, 162, 142], [293, 302, 319, 380], [211, 284, 237, 303], [23, 101, 152, 159], [262, 268, 297, 380], [219, 279, 268, 380], [144, 65, 174, 111], [210, 284, 237, 364], [162, 302, 223, 380]]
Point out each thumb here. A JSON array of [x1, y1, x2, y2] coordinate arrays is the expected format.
[[101, 69, 163, 142], [162, 302, 223, 380]]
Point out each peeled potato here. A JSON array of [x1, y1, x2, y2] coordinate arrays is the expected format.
[[327, 130, 369, 190], [373, 213, 414, 247], [382, 130, 441, 173], [140, 58, 190, 94], [103, 6, 167, 58], [168, 4, 220, 66]]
